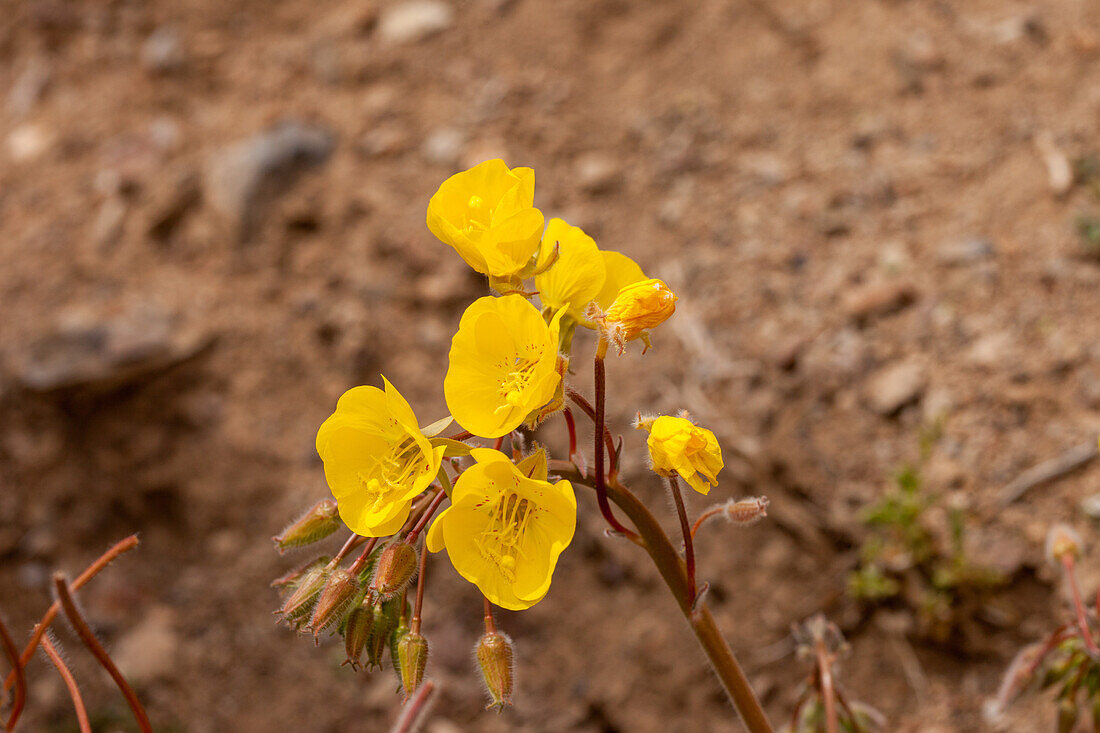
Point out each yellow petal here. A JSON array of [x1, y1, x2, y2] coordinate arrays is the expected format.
[[534, 219, 606, 320], [594, 250, 646, 311]]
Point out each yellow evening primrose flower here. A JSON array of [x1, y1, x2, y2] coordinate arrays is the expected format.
[[427, 448, 576, 610], [533, 218, 606, 322], [426, 159, 545, 279], [601, 277, 677, 353], [444, 295, 566, 438], [637, 414, 723, 495], [316, 378, 446, 537], [593, 250, 646, 312]]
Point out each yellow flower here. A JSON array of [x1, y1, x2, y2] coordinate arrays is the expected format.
[[444, 295, 566, 438], [426, 159, 545, 278], [594, 250, 646, 312], [426, 448, 576, 610], [637, 414, 723, 495], [534, 218, 606, 322], [602, 278, 677, 352], [316, 378, 446, 536]]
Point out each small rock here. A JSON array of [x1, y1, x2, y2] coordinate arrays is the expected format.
[[378, 1, 454, 44], [966, 331, 1014, 369], [842, 279, 918, 322], [13, 303, 212, 394], [142, 26, 185, 74], [113, 607, 180, 685], [575, 152, 622, 194], [7, 123, 52, 162], [1034, 131, 1072, 196], [937, 237, 995, 266], [7, 57, 50, 117], [1081, 494, 1100, 519], [145, 169, 201, 241], [206, 120, 335, 242], [92, 196, 128, 249], [421, 127, 465, 166], [865, 359, 926, 415]]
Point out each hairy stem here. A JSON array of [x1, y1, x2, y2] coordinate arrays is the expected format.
[[666, 476, 696, 603], [53, 574, 152, 733], [389, 679, 436, 733], [0, 615, 25, 733], [40, 635, 91, 733], [815, 639, 839, 733], [411, 538, 428, 635], [1062, 556, 1100, 655]]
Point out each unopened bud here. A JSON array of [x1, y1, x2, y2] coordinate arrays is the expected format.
[[271, 555, 330, 590], [272, 499, 341, 553], [475, 631, 514, 711], [723, 496, 769, 525], [397, 631, 428, 698], [366, 600, 402, 671], [1045, 523, 1082, 566], [278, 564, 329, 625], [309, 567, 358, 635], [370, 541, 418, 601], [343, 603, 373, 670]]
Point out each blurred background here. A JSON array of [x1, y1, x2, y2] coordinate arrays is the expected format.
[[2, 0, 1100, 730]]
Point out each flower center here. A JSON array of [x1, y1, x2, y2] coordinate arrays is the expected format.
[[475, 491, 533, 581], [495, 356, 539, 413], [355, 436, 424, 513], [464, 195, 492, 236]]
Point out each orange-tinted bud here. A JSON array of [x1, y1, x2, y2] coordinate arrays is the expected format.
[[601, 278, 677, 353], [278, 564, 329, 625], [397, 631, 428, 698], [343, 603, 373, 670], [272, 499, 341, 553], [475, 631, 514, 711], [309, 567, 358, 635], [370, 541, 418, 601]]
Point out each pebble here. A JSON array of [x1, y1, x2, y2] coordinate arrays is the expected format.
[[842, 279, 917, 322], [575, 152, 622, 194], [378, 1, 454, 44], [6, 57, 50, 117], [113, 606, 181, 685], [13, 303, 212, 393], [966, 331, 1014, 369], [142, 26, 185, 74], [205, 120, 335, 242], [936, 237, 995, 266], [7, 123, 52, 162], [864, 359, 926, 415], [421, 127, 465, 166]]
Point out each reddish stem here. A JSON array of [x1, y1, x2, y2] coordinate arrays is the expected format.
[[406, 489, 447, 545], [593, 348, 638, 540], [40, 635, 91, 733], [333, 534, 368, 565], [411, 538, 428, 635], [483, 596, 497, 634], [493, 435, 504, 451], [53, 574, 152, 733], [815, 639, 839, 733], [667, 476, 696, 603], [348, 537, 380, 576], [563, 407, 578, 459], [389, 679, 436, 733], [0, 615, 25, 733], [1062, 556, 1100, 655], [449, 430, 474, 441], [5, 535, 139, 695], [566, 389, 618, 478]]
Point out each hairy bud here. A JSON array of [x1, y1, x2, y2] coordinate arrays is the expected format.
[[278, 564, 329, 627], [475, 631, 514, 711], [309, 567, 358, 635], [366, 599, 402, 671], [272, 499, 341, 553], [343, 603, 373, 670], [723, 497, 769, 525], [371, 541, 418, 601], [271, 555, 330, 590], [397, 631, 429, 698], [1045, 523, 1082, 566]]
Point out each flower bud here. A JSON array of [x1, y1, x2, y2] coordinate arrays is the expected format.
[[343, 603, 373, 670], [1045, 523, 1082, 566], [397, 631, 429, 698], [366, 599, 402, 671], [271, 555, 330, 590], [370, 541, 418, 601], [278, 564, 329, 626], [722, 497, 769, 525], [272, 499, 341, 553], [309, 567, 359, 635], [475, 631, 514, 711], [600, 278, 677, 353]]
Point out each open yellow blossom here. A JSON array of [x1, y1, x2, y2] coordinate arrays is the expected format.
[[534, 218, 606, 322], [637, 414, 723, 495], [426, 159, 545, 278], [316, 378, 445, 536], [601, 278, 677, 352], [427, 448, 576, 610], [444, 295, 566, 438], [594, 250, 646, 312]]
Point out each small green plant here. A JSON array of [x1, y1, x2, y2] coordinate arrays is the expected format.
[[848, 463, 1007, 642]]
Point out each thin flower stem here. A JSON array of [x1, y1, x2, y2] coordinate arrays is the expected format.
[[406, 489, 447, 545], [40, 635, 91, 733], [493, 435, 504, 451], [333, 534, 368, 565], [483, 597, 497, 634], [666, 476, 696, 603], [348, 538, 380, 576], [815, 639, 839, 733], [565, 389, 618, 477], [550, 462, 772, 733], [53, 574, 152, 733], [0, 615, 25, 733], [5, 535, 140, 695], [593, 345, 639, 541], [1062, 556, 1100, 655], [563, 407, 578, 460], [411, 537, 428, 635], [450, 430, 474, 441], [389, 679, 436, 733], [691, 506, 725, 538]]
